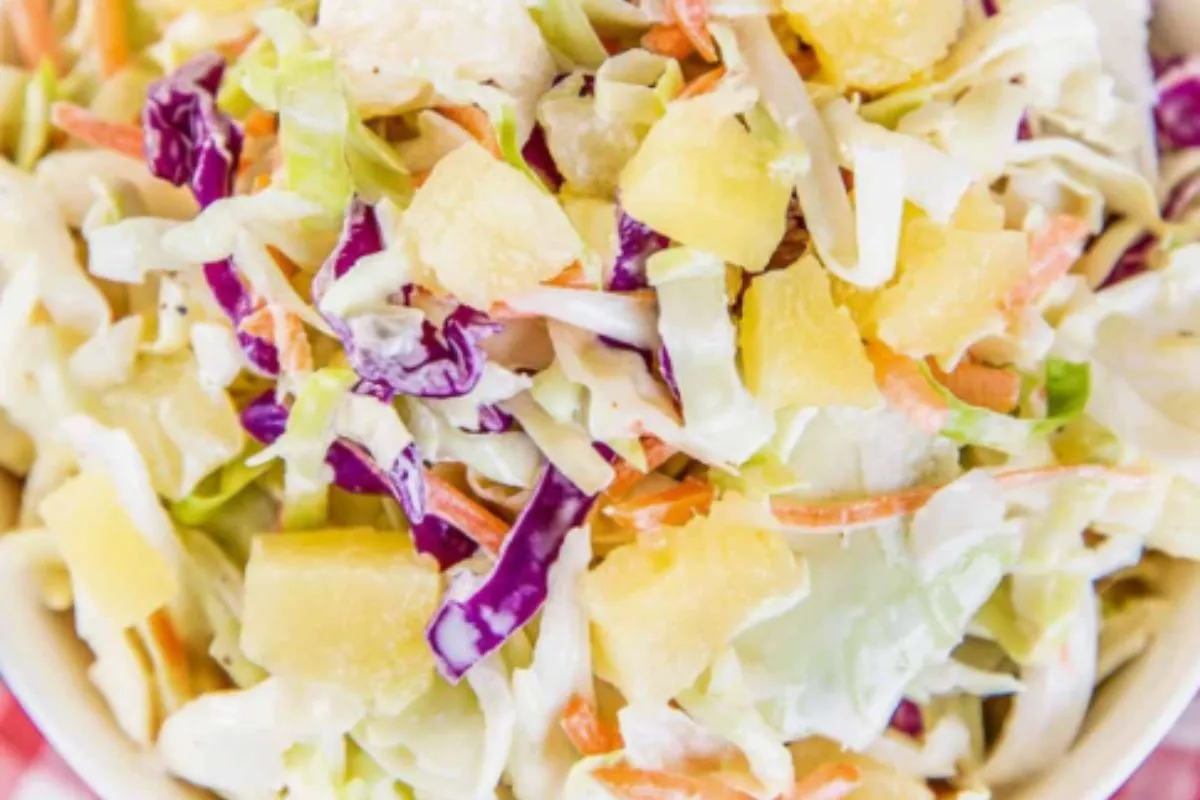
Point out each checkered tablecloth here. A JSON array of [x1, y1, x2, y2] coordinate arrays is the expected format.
[[1, 680, 1198, 799]]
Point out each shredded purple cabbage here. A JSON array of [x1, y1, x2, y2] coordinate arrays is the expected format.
[[1156, 58, 1200, 150], [317, 199, 502, 400], [610, 209, 670, 291], [426, 463, 597, 680], [143, 55, 281, 375], [1164, 172, 1200, 221], [343, 306, 501, 399], [1101, 235, 1153, 289], [1100, 167, 1200, 289], [203, 260, 280, 375], [412, 516, 482, 571], [313, 196, 385, 300], [657, 346, 681, 403], [143, 53, 242, 208], [473, 404, 515, 434], [522, 125, 563, 191], [889, 699, 924, 738], [980, 0, 999, 17], [240, 391, 477, 568]]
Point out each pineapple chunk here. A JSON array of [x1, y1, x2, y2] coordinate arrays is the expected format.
[[585, 509, 807, 706], [402, 141, 584, 308], [873, 216, 1027, 363], [619, 92, 792, 271], [786, 0, 963, 92], [741, 255, 880, 410], [41, 471, 177, 628], [240, 530, 441, 709], [952, 184, 1006, 232], [790, 737, 935, 800]]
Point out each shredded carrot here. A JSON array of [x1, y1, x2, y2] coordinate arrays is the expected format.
[[545, 262, 593, 289], [928, 358, 1020, 414], [238, 305, 274, 340], [238, 304, 313, 374], [274, 312, 313, 374], [265, 245, 299, 280], [641, 23, 697, 61], [6, 0, 63, 74], [769, 464, 1154, 533], [435, 104, 501, 159], [561, 695, 624, 756], [50, 102, 143, 159], [665, 0, 718, 63], [790, 763, 860, 800], [865, 342, 950, 434], [221, 29, 259, 60], [606, 436, 677, 498], [790, 49, 821, 80], [251, 173, 273, 193], [592, 766, 752, 800], [1006, 214, 1091, 314], [244, 108, 277, 138], [679, 66, 727, 100], [604, 479, 715, 531], [94, 0, 129, 78], [425, 471, 510, 553]]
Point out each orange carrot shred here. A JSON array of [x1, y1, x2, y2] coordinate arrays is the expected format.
[[50, 102, 143, 159], [679, 66, 727, 100], [94, 0, 130, 78], [1006, 214, 1091, 314], [6, 0, 63, 74], [425, 471, 510, 553], [592, 766, 752, 800], [435, 104, 502, 159], [275, 312, 313, 374], [865, 342, 950, 434], [641, 23, 697, 61], [790, 763, 860, 800], [238, 303, 312, 374], [545, 262, 592, 289], [769, 464, 1154, 532], [244, 108, 278, 138], [251, 173, 273, 193], [790, 49, 822, 80], [605, 436, 677, 499], [238, 305, 275, 340], [604, 479, 715, 531], [561, 695, 624, 756], [221, 29, 259, 60], [666, 0, 718, 63], [928, 358, 1020, 414]]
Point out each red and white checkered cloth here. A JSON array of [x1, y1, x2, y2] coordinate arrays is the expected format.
[[0, 684, 94, 800], [1, 680, 1198, 799]]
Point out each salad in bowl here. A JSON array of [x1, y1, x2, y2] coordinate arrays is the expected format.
[[0, 0, 1197, 797]]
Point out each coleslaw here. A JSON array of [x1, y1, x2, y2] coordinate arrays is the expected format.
[[0, 0, 1197, 797]]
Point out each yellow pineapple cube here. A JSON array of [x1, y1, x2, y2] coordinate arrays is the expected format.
[[619, 93, 793, 271], [241, 529, 441, 709], [952, 184, 1006, 232], [786, 0, 964, 91], [873, 217, 1027, 363], [740, 255, 880, 410], [402, 141, 584, 308], [41, 471, 177, 628], [584, 509, 807, 705]]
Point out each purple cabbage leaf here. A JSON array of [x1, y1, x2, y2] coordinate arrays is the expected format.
[[425, 463, 597, 680], [143, 54, 281, 376], [239, 389, 478, 569]]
